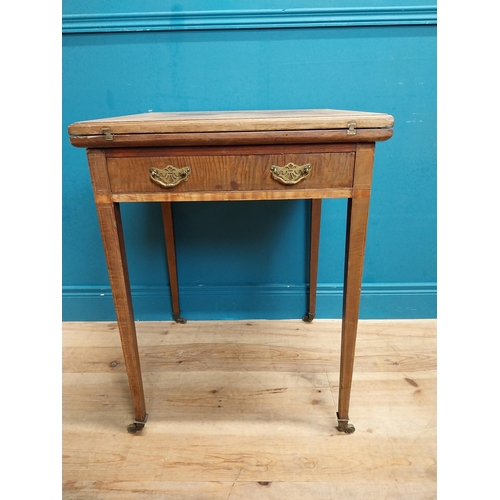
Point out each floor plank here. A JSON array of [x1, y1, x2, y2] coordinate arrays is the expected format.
[[62, 319, 436, 499]]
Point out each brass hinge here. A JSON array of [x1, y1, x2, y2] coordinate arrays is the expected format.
[[347, 122, 357, 135], [102, 128, 114, 141]]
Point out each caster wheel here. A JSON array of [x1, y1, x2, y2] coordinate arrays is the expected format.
[[127, 423, 143, 434], [302, 313, 315, 323], [173, 313, 187, 324], [337, 420, 355, 434], [127, 414, 148, 434]]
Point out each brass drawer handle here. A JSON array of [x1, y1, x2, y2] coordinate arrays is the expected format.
[[270, 162, 311, 185], [149, 165, 191, 188]]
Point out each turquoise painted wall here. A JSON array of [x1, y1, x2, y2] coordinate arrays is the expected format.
[[62, 1, 437, 321]]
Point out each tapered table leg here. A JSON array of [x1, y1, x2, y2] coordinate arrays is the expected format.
[[303, 198, 322, 323], [161, 202, 186, 323], [337, 196, 371, 434], [95, 201, 148, 433]]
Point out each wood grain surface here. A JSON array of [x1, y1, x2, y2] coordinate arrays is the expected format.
[[63, 319, 436, 499], [106, 152, 355, 195], [69, 128, 394, 148], [68, 109, 395, 135]]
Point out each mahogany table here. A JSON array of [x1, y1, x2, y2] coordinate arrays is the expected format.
[[68, 109, 394, 434]]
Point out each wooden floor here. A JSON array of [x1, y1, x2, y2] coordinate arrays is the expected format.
[[62, 319, 436, 499]]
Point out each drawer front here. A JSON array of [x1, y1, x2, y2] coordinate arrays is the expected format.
[[106, 153, 355, 194]]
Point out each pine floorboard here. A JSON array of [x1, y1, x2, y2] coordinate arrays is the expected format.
[[62, 319, 436, 499]]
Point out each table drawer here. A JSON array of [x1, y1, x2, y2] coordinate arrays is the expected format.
[[106, 153, 355, 194]]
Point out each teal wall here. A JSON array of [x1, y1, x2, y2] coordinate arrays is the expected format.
[[62, 1, 437, 321]]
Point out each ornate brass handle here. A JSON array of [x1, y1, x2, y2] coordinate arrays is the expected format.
[[149, 165, 191, 188], [270, 162, 312, 185]]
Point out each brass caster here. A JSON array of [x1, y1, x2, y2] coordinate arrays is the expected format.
[[302, 312, 315, 323], [127, 423, 143, 434], [341, 424, 356, 434], [173, 313, 187, 324], [336, 413, 355, 434], [127, 414, 148, 434]]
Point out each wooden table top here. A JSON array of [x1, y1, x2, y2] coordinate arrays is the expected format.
[[68, 109, 394, 136]]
